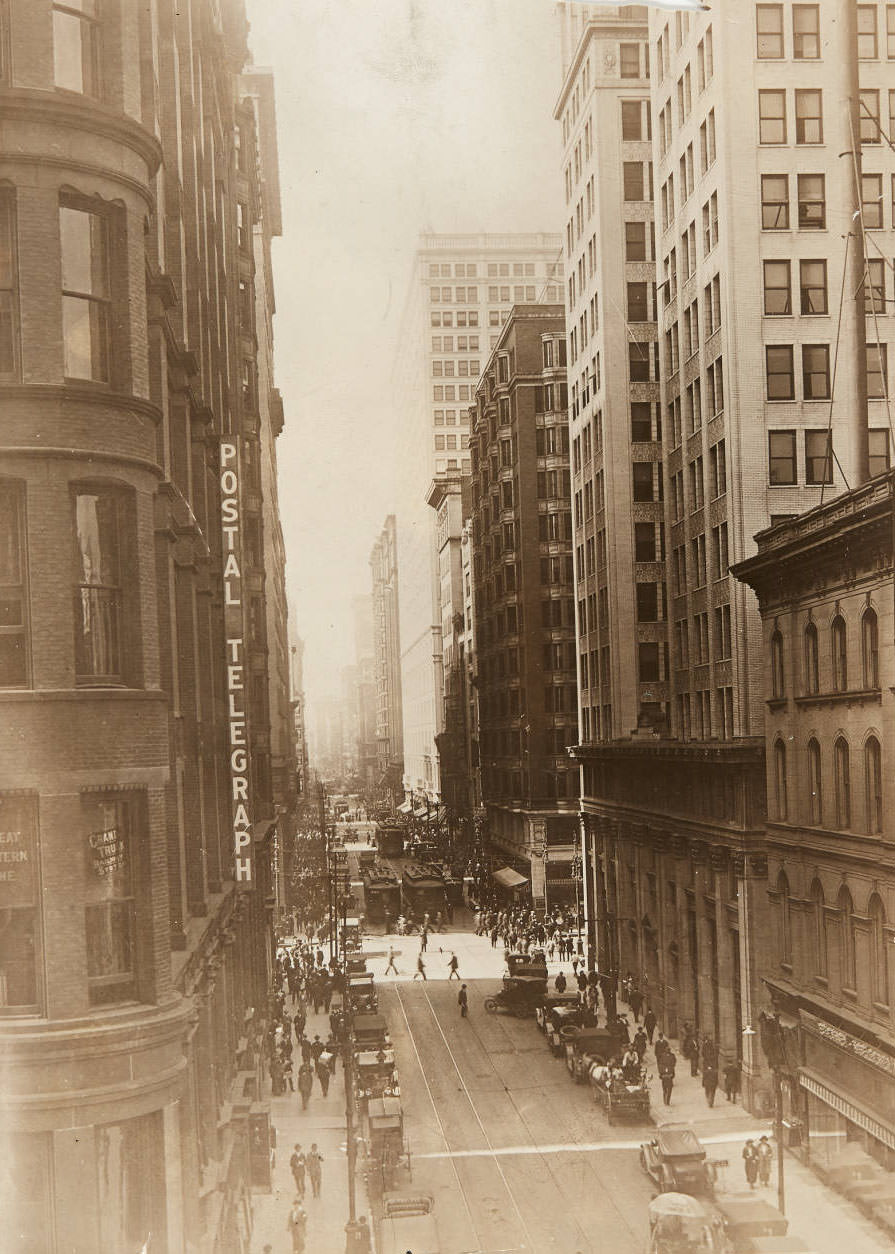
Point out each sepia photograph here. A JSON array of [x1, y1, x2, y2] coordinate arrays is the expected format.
[[2, 0, 895, 1251]]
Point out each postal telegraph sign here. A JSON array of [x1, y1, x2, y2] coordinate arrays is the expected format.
[[221, 439, 253, 889]]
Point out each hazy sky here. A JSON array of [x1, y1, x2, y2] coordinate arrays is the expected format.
[[245, 0, 567, 705]]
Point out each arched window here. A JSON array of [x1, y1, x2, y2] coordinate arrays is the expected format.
[[831, 615, 848, 692], [774, 738, 788, 821], [834, 737, 850, 828], [810, 879, 827, 978], [838, 886, 856, 990], [870, 894, 889, 1007], [865, 736, 882, 834], [807, 738, 822, 825], [804, 622, 819, 694], [862, 609, 879, 689], [771, 629, 785, 698], [778, 871, 792, 966]]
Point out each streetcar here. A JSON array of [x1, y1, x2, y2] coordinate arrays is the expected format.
[[377, 822, 405, 859], [400, 862, 448, 918], [362, 864, 401, 923]]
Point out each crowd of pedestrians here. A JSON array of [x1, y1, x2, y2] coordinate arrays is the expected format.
[[473, 902, 584, 961]]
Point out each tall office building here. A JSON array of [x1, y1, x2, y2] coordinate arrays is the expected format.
[[470, 306, 578, 909], [395, 233, 563, 813], [370, 516, 404, 799], [566, 3, 894, 1109], [351, 594, 378, 790], [0, 1, 288, 1246]]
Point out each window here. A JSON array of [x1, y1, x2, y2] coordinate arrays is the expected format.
[[831, 614, 847, 691], [865, 257, 885, 314], [629, 341, 651, 382], [807, 739, 822, 825], [83, 793, 138, 1005], [620, 43, 640, 78], [774, 741, 788, 822], [0, 482, 27, 687], [795, 89, 823, 143], [73, 488, 127, 683], [0, 794, 39, 1010], [797, 174, 825, 227], [870, 893, 888, 1004], [628, 282, 648, 321], [802, 345, 830, 399], [834, 739, 851, 830], [869, 428, 890, 476], [60, 204, 111, 382], [862, 608, 879, 688], [761, 175, 789, 229], [621, 100, 644, 139], [636, 583, 658, 622], [625, 221, 647, 261], [865, 738, 883, 836], [771, 629, 785, 698], [860, 89, 881, 143], [54, 0, 102, 96], [839, 886, 856, 987], [793, 5, 820, 58], [759, 90, 786, 144], [710, 440, 727, 497], [805, 429, 833, 483], [769, 430, 797, 483], [766, 347, 795, 401], [862, 173, 883, 228], [623, 162, 645, 201], [804, 621, 819, 693], [757, 5, 784, 57], [867, 343, 888, 399], [632, 463, 654, 502], [800, 260, 827, 314], [810, 880, 826, 975], [634, 521, 656, 561], [763, 261, 791, 315], [639, 642, 660, 683], [0, 197, 17, 377], [858, 4, 878, 57], [889, 3, 895, 57], [631, 402, 652, 441]]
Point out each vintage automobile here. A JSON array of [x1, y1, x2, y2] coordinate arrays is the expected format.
[[588, 1060, 651, 1124], [535, 991, 581, 1031], [380, 1193, 439, 1254], [355, 1048, 399, 1111], [346, 954, 368, 976], [546, 1002, 586, 1054], [647, 1192, 729, 1254], [506, 949, 548, 979], [483, 974, 548, 1018], [352, 1011, 390, 1051], [716, 1199, 788, 1253], [366, 1097, 412, 1196], [562, 1026, 619, 1082], [640, 1125, 721, 1197], [348, 971, 378, 1013]]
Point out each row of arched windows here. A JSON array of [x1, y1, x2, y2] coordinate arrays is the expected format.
[[777, 874, 889, 1007], [773, 734, 882, 833], [770, 609, 879, 699]]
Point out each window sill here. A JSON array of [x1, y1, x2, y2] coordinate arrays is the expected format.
[[794, 688, 881, 707]]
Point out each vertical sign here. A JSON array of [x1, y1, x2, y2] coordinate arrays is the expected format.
[[221, 440, 253, 888]]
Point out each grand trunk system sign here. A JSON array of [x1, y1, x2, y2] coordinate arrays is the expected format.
[[221, 439, 253, 888]]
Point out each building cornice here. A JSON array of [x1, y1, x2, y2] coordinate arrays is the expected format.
[[0, 89, 163, 177]]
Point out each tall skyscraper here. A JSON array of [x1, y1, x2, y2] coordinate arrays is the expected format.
[[395, 233, 563, 813], [370, 516, 404, 798]]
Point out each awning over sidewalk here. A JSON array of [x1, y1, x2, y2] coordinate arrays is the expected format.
[[397, 800, 412, 814], [492, 866, 528, 889]]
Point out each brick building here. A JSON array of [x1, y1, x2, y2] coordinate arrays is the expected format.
[[734, 471, 895, 1170], [0, 3, 289, 1249], [470, 306, 579, 907]]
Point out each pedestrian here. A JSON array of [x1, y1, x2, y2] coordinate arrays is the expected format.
[[743, 1139, 759, 1189], [654, 1031, 669, 1061], [270, 1054, 284, 1096], [702, 1036, 718, 1071], [458, 983, 469, 1018], [293, 1007, 306, 1040], [702, 1061, 718, 1108], [644, 1006, 657, 1044], [297, 1062, 313, 1111], [315, 1053, 331, 1097], [757, 1135, 773, 1186], [384, 910, 392, 935], [310, 1034, 324, 1063], [282, 1056, 295, 1092], [555, 970, 567, 993], [384, 944, 399, 976], [420, 927, 428, 953], [414, 954, 427, 981], [682, 1027, 699, 1077], [629, 987, 643, 1022], [290, 1144, 306, 1197], [633, 1026, 648, 1060], [658, 1048, 676, 1105], [306, 1143, 324, 1198], [287, 1198, 307, 1253], [300, 1034, 312, 1065], [448, 952, 460, 980], [724, 1059, 741, 1103]]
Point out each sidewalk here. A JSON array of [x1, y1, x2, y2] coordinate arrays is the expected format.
[[621, 1001, 889, 1254], [250, 1003, 370, 1254]]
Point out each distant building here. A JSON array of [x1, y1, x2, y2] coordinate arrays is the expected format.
[[352, 594, 378, 790], [470, 306, 578, 908], [395, 233, 564, 810], [734, 471, 894, 1167], [291, 633, 309, 798], [370, 515, 404, 799]]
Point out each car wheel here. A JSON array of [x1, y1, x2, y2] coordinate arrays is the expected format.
[[484, 998, 497, 1014]]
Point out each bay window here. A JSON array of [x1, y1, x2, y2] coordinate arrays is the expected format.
[[60, 203, 111, 382]]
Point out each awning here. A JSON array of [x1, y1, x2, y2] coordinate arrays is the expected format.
[[413, 806, 428, 819], [251, 818, 277, 844], [800, 1067, 895, 1151], [397, 801, 412, 814], [492, 866, 528, 889]]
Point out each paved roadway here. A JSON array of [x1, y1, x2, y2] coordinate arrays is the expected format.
[[371, 923, 656, 1254]]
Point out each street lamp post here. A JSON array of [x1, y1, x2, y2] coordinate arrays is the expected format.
[[757, 1010, 789, 1216]]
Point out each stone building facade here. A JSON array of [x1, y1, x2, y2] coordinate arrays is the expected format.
[[0, 3, 288, 1250]]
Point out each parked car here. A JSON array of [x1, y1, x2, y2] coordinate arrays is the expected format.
[[640, 1125, 721, 1197]]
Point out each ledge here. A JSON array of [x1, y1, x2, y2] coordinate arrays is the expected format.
[[0, 88, 163, 175], [794, 688, 882, 707]]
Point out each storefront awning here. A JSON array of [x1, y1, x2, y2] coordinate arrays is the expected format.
[[492, 866, 528, 889], [397, 800, 412, 814], [800, 1067, 895, 1152]]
